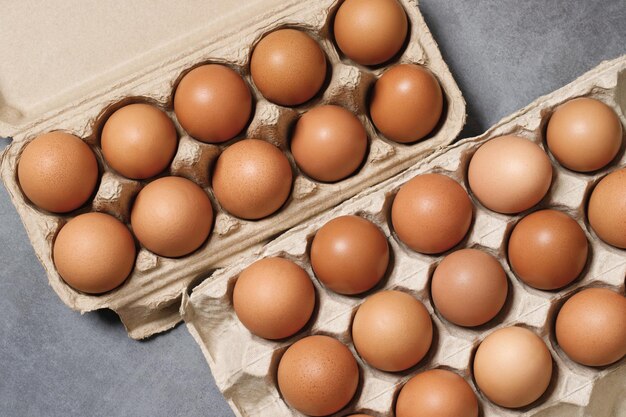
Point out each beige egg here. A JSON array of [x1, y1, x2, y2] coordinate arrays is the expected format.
[[370, 64, 443, 143], [588, 168, 626, 249], [233, 257, 315, 340], [334, 0, 408, 66], [352, 290, 432, 372], [396, 369, 479, 417], [18, 131, 98, 213], [277, 335, 359, 416], [101, 103, 177, 179], [250, 28, 327, 106], [431, 248, 507, 327], [474, 326, 552, 408], [53, 212, 135, 294], [391, 173, 473, 254], [556, 288, 626, 366], [547, 97, 622, 172], [130, 176, 213, 257], [468, 135, 553, 214], [212, 139, 292, 220]]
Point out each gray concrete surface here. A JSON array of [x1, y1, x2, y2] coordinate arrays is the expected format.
[[1, 1, 625, 416]]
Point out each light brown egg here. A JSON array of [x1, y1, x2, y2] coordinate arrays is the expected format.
[[277, 335, 359, 416], [369, 64, 443, 143], [547, 97, 622, 172], [588, 168, 626, 248], [473, 326, 552, 408], [334, 0, 408, 66], [310, 215, 389, 295], [212, 139, 292, 220], [250, 29, 327, 106], [431, 248, 507, 327], [101, 103, 177, 179], [468, 135, 553, 214], [396, 369, 479, 417], [130, 176, 213, 257], [508, 210, 588, 290], [53, 212, 135, 294], [174, 64, 251, 143], [352, 290, 432, 372], [556, 288, 626, 366], [391, 173, 473, 254], [232, 257, 315, 340], [18, 131, 98, 213], [291, 105, 367, 182]]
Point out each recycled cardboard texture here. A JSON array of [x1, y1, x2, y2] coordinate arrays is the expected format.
[[0, 0, 465, 339], [182, 56, 626, 417]]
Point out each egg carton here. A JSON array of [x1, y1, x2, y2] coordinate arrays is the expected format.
[[181, 55, 626, 417], [0, 0, 465, 339]]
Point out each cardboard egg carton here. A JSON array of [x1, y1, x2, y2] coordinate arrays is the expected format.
[[181, 55, 626, 417], [0, 0, 465, 339]]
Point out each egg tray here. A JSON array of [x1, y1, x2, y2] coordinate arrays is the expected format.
[[181, 55, 626, 417], [0, 0, 465, 339]]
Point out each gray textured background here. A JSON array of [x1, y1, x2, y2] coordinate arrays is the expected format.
[[1, 1, 625, 416]]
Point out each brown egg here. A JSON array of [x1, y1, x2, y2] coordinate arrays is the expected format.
[[468, 135, 553, 214], [130, 176, 213, 257], [369, 64, 443, 143], [174, 64, 252, 143], [101, 103, 177, 179], [349, 415, 374, 417], [508, 210, 588, 290], [473, 326, 552, 408], [547, 97, 622, 172], [556, 288, 626, 366], [352, 290, 432, 372], [396, 369, 479, 417], [391, 173, 473, 254], [53, 212, 135, 294], [431, 249, 507, 327], [233, 257, 315, 340], [250, 29, 327, 106], [212, 139, 292, 220], [310, 215, 389, 295], [277, 335, 359, 416], [291, 105, 367, 182], [334, 0, 408, 66], [588, 168, 626, 248], [18, 131, 98, 213]]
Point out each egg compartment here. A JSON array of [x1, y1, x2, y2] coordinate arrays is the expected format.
[[182, 55, 626, 417], [0, 0, 465, 339]]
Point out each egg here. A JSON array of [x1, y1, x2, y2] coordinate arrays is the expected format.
[[431, 248, 507, 327], [333, 0, 408, 66], [18, 131, 98, 213], [468, 135, 553, 214], [588, 168, 626, 248], [546, 97, 622, 172], [391, 173, 473, 254], [101, 103, 177, 179], [352, 290, 432, 372], [212, 139, 292, 220], [53, 212, 135, 294], [130, 176, 213, 257], [232, 257, 315, 340], [310, 215, 389, 295], [508, 210, 588, 290], [369, 64, 443, 143], [396, 369, 479, 417], [250, 29, 327, 106], [473, 326, 552, 408], [277, 335, 359, 416], [556, 288, 626, 366], [291, 105, 367, 182], [173, 64, 252, 143]]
